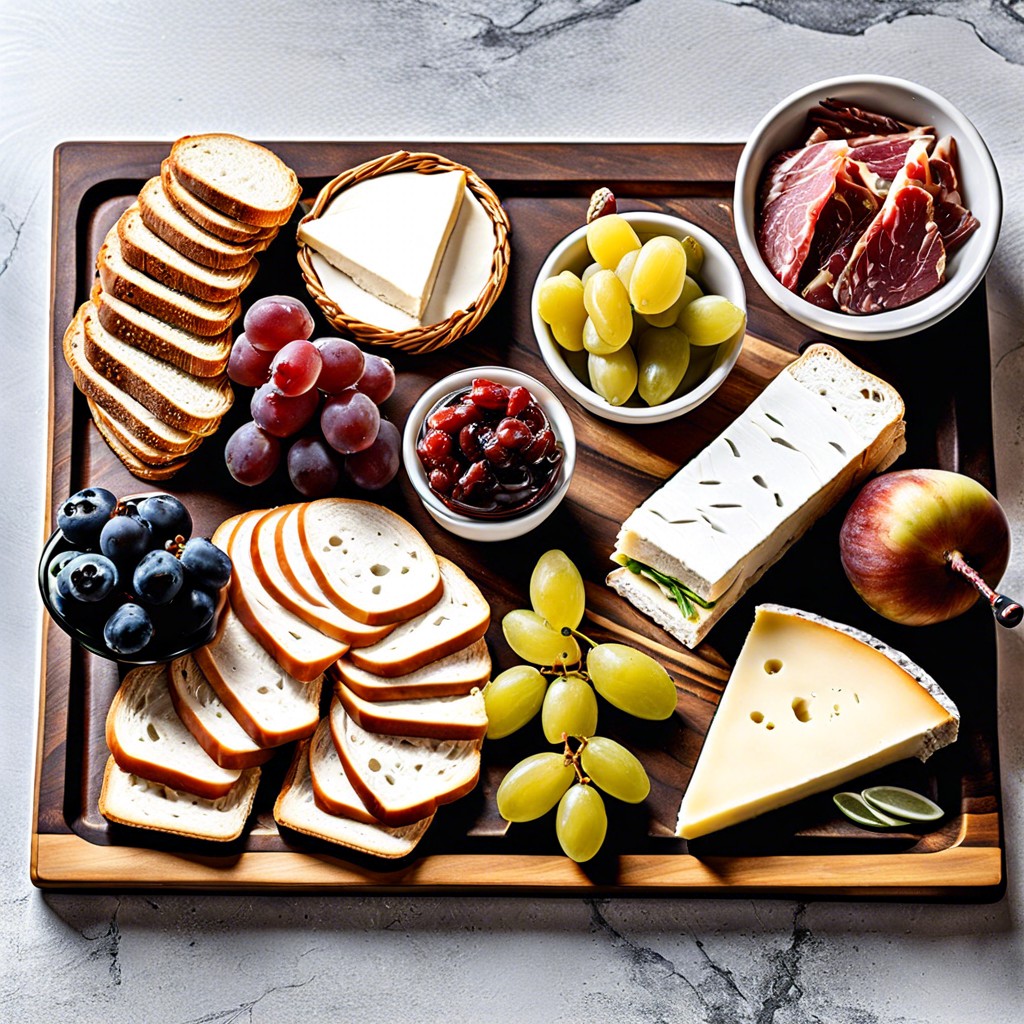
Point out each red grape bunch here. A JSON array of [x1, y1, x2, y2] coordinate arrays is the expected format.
[[224, 295, 401, 497]]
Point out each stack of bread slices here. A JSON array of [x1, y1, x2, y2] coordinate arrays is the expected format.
[[62, 133, 301, 480], [99, 498, 491, 856]]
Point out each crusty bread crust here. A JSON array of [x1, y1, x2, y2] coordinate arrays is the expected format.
[[335, 678, 487, 740], [170, 133, 301, 228], [161, 159, 274, 243], [87, 399, 192, 480]]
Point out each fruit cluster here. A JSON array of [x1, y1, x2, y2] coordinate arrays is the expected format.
[[46, 488, 231, 657], [485, 550, 674, 861], [225, 294, 400, 497], [415, 378, 563, 517], [536, 192, 746, 407]]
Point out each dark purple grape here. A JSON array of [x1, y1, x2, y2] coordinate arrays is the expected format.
[[99, 515, 151, 563], [354, 353, 395, 404], [227, 332, 274, 387], [287, 437, 340, 498], [251, 382, 320, 437], [345, 420, 401, 490], [244, 295, 314, 353], [133, 549, 185, 605], [58, 553, 118, 603], [313, 338, 365, 393], [136, 494, 192, 548], [103, 603, 154, 655], [321, 389, 380, 455], [48, 549, 83, 585], [57, 487, 117, 547], [175, 587, 218, 633], [224, 421, 281, 486], [270, 340, 322, 397], [180, 538, 232, 590]]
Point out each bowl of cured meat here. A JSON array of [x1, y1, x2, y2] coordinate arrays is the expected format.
[[733, 75, 1001, 341]]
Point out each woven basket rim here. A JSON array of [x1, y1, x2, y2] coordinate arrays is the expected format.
[[297, 150, 510, 355]]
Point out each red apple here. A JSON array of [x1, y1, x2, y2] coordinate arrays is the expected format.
[[839, 468, 1021, 627]]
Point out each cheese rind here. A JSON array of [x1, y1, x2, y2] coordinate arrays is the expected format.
[[675, 604, 958, 840], [297, 169, 466, 319]]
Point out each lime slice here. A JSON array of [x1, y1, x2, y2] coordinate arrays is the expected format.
[[833, 792, 908, 828], [861, 786, 943, 822]]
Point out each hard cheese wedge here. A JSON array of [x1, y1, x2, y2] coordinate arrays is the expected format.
[[676, 604, 959, 840], [297, 169, 466, 319]]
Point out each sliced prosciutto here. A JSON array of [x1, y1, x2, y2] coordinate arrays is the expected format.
[[834, 146, 946, 314], [807, 98, 923, 140], [757, 139, 849, 290], [847, 129, 934, 192], [927, 136, 980, 253]]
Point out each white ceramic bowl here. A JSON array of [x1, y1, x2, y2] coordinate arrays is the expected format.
[[734, 75, 1001, 342], [531, 211, 746, 425], [402, 366, 576, 542]]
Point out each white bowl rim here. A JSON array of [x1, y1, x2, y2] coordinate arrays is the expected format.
[[733, 74, 1002, 342], [531, 211, 746, 424], [401, 365, 577, 534]]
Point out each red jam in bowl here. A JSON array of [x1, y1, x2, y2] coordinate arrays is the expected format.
[[415, 378, 564, 519]]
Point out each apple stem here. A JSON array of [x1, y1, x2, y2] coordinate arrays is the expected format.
[[946, 550, 1023, 628]]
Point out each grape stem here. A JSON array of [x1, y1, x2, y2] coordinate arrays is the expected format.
[[561, 625, 597, 648], [562, 734, 591, 785], [946, 549, 1024, 628]]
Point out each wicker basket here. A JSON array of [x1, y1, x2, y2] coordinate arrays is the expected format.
[[297, 151, 511, 356]]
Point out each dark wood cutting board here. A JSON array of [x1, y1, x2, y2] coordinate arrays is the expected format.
[[31, 141, 1003, 896]]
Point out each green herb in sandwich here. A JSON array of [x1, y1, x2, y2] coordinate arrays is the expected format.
[[621, 558, 715, 622]]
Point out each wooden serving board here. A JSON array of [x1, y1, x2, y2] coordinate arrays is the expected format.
[[32, 142, 1004, 897]]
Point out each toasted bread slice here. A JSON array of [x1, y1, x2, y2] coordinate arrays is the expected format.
[[274, 740, 432, 859], [334, 678, 487, 740], [87, 399, 192, 480], [118, 202, 259, 301], [169, 653, 274, 770], [139, 176, 268, 270], [82, 299, 233, 433], [297, 498, 443, 625], [251, 505, 395, 648], [221, 511, 349, 682], [346, 557, 490, 678], [105, 664, 241, 800], [329, 699, 482, 826], [170, 133, 301, 228], [194, 604, 323, 749], [99, 757, 259, 842], [161, 159, 275, 243]]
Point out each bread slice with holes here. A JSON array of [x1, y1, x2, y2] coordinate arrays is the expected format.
[[334, 678, 487, 740], [297, 498, 443, 625], [118, 202, 259, 301], [307, 717, 381, 823], [346, 557, 490, 678], [607, 344, 906, 648], [332, 637, 491, 702], [194, 603, 323, 748], [274, 740, 432, 859], [99, 757, 260, 842], [105, 664, 242, 799], [221, 511, 349, 681], [251, 505, 395, 647], [169, 133, 301, 228], [169, 653, 274, 770], [329, 699, 482, 826]]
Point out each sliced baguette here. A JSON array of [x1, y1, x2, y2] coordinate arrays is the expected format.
[[170, 133, 301, 229], [169, 653, 274, 770], [223, 510, 349, 681], [251, 505, 395, 647], [99, 757, 259, 842], [307, 717, 380, 823], [608, 344, 906, 648], [105, 664, 241, 800], [161, 159, 275, 243], [118, 202, 259, 301], [332, 637, 491, 702], [139, 175, 269, 270], [64, 304, 215, 450], [335, 678, 487, 740], [346, 557, 490, 678], [82, 300, 233, 433], [297, 498, 443, 625], [329, 700, 482, 826], [274, 740, 432, 859], [194, 604, 323, 748], [98, 226, 242, 336]]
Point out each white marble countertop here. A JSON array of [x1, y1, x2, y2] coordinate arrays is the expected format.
[[3, 2, 1023, 1021]]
